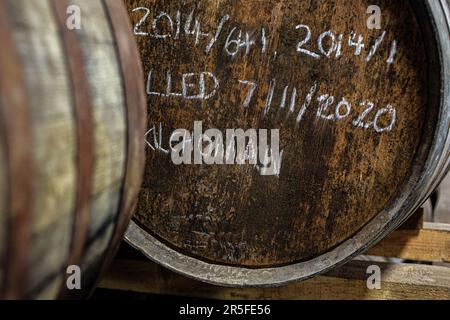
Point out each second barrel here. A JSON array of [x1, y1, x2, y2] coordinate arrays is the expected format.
[[0, 0, 146, 299]]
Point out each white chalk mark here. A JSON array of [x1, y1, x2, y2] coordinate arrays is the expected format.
[[335, 98, 352, 120], [202, 72, 220, 100], [152, 12, 174, 39], [174, 10, 181, 39], [387, 40, 397, 65], [244, 31, 257, 55], [146, 71, 162, 96], [238, 80, 258, 108], [225, 27, 241, 57], [205, 14, 230, 53], [158, 123, 170, 154], [335, 34, 344, 58], [374, 105, 397, 132], [316, 94, 335, 120], [184, 10, 209, 46], [289, 87, 297, 114], [184, 9, 195, 35], [263, 79, 276, 117], [279, 86, 289, 110], [296, 24, 321, 59], [366, 30, 386, 62], [261, 28, 268, 53], [144, 127, 156, 150], [132, 7, 150, 36], [353, 100, 375, 128], [181, 72, 220, 100], [296, 82, 318, 126], [348, 32, 365, 56], [165, 70, 182, 97], [318, 30, 337, 58]]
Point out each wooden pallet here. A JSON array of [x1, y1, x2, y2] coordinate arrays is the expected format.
[[99, 211, 450, 300]]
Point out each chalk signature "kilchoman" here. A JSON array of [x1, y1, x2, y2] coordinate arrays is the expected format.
[[145, 121, 283, 177]]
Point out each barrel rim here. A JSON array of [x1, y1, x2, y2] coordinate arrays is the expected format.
[[126, 0, 450, 287]]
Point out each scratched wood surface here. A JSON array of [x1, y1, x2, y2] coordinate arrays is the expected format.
[[0, 0, 146, 299], [127, 0, 436, 267]]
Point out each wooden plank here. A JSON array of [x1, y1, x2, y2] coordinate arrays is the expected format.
[[366, 223, 450, 263], [100, 223, 450, 299], [424, 222, 450, 231], [99, 259, 450, 300]]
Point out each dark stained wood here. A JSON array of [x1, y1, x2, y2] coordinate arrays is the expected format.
[[127, 0, 435, 267]]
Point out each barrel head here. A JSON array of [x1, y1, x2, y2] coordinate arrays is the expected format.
[[126, 0, 445, 277]]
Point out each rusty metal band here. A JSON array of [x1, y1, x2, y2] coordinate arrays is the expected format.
[[0, 1, 34, 299], [50, 0, 94, 299], [97, 0, 147, 282]]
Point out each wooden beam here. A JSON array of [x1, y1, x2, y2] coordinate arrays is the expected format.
[[99, 259, 450, 300], [365, 223, 450, 263], [99, 223, 450, 300]]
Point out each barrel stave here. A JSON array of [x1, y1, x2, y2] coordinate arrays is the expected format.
[[6, 0, 78, 299], [0, 0, 146, 299], [66, 0, 127, 294]]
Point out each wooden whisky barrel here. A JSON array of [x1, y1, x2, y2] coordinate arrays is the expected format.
[[125, 0, 450, 286], [0, 0, 146, 299]]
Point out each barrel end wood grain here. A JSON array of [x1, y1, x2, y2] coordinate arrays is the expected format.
[[125, 0, 450, 286]]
